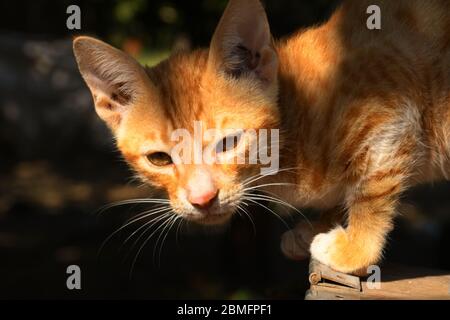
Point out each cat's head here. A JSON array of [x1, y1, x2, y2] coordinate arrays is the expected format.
[[73, 0, 281, 225]]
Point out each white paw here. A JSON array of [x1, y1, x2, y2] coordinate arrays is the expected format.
[[280, 223, 314, 260], [310, 227, 344, 267]]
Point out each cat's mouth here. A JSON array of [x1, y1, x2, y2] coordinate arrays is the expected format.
[[181, 210, 234, 225], [171, 190, 241, 225]]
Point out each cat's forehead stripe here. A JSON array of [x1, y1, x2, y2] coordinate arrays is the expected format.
[[147, 50, 209, 130]]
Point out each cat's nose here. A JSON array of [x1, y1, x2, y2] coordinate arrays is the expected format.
[[188, 189, 218, 209], [186, 167, 218, 209]]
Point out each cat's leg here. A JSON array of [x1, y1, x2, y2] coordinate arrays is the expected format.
[[310, 119, 420, 275], [310, 165, 409, 275], [281, 207, 345, 260]]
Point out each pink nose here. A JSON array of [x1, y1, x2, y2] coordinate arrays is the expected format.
[[188, 189, 218, 209]]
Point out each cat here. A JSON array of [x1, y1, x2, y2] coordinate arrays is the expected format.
[[73, 0, 450, 275]]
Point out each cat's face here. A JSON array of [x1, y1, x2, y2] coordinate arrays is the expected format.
[[73, 0, 280, 225]]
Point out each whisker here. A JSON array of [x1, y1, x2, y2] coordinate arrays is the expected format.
[[129, 215, 175, 279], [120, 208, 173, 251], [242, 197, 291, 230], [243, 182, 299, 192], [255, 190, 293, 217], [97, 206, 171, 258], [245, 193, 293, 217], [241, 167, 299, 187], [97, 198, 170, 215], [236, 203, 256, 235], [175, 218, 183, 246], [124, 205, 169, 224], [153, 214, 176, 265], [244, 193, 312, 229], [155, 215, 180, 267], [123, 212, 173, 263]]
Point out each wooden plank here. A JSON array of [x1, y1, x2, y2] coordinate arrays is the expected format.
[[361, 264, 450, 300], [306, 261, 450, 300]]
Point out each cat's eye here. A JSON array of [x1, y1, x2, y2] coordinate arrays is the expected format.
[[146, 152, 173, 167], [216, 132, 244, 154]]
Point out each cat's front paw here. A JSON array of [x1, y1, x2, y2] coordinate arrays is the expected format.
[[310, 227, 380, 275]]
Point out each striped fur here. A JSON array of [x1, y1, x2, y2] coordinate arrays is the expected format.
[[73, 0, 450, 274]]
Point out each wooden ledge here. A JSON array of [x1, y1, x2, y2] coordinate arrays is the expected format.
[[305, 260, 450, 300]]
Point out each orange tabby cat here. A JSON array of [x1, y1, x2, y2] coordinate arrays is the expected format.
[[73, 0, 450, 274]]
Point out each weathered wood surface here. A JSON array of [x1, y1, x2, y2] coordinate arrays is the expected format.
[[306, 260, 450, 300]]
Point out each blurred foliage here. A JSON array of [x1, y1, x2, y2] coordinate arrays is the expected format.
[[0, 0, 339, 65], [115, 0, 148, 24]]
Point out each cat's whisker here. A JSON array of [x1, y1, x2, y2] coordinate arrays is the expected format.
[[244, 193, 312, 229], [170, 216, 183, 246], [241, 168, 281, 186], [153, 214, 176, 265], [123, 212, 173, 263], [242, 168, 296, 186], [242, 197, 291, 230], [241, 166, 299, 187], [241, 171, 266, 186], [244, 193, 296, 214], [124, 205, 169, 224], [129, 214, 175, 279], [243, 182, 299, 192], [250, 195, 292, 220], [255, 189, 293, 217], [236, 203, 256, 235], [175, 217, 184, 246], [120, 208, 173, 251], [97, 206, 172, 258], [156, 215, 181, 267], [97, 198, 170, 215]]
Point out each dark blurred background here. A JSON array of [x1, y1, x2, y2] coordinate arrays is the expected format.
[[0, 0, 448, 299]]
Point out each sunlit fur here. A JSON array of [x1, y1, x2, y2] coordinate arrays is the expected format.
[[74, 0, 450, 274]]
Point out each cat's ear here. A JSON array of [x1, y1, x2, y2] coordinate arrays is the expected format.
[[73, 36, 151, 131], [208, 0, 278, 85]]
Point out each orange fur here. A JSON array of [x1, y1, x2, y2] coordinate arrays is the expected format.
[[73, 0, 450, 273]]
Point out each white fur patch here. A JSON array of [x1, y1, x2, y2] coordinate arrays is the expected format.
[[310, 227, 345, 268]]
